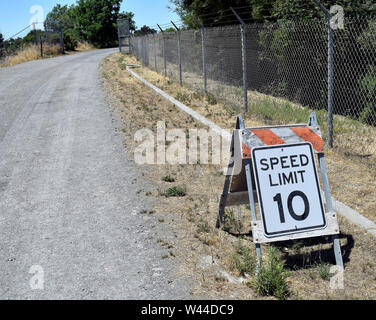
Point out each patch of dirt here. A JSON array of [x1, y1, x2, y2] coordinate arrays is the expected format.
[[100, 52, 376, 300]]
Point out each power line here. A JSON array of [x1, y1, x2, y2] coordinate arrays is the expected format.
[[4, 25, 32, 41]]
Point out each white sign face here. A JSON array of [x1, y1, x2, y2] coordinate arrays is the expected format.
[[252, 142, 326, 238]]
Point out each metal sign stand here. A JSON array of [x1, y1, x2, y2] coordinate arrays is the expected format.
[[217, 113, 344, 270]]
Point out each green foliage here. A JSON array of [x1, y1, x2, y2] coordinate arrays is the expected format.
[[317, 262, 331, 280], [72, 0, 122, 48], [63, 31, 78, 51], [45, 4, 75, 31], [272, 0, 376, 20], [164, 27, 176, 33], [222, 209, 242, 234], [359, 67, 376, 125], [135, 25, 158, 36], [253, 246, 289, 299], [162, 186, 186, 197], [170, 0, 376, 27], [206, 92, 217, 105], [43, 1, 132, 49], [162, 175, 176, 182], [175, 91, 191, 103], [169, 0, 253, 28], [22, 30, 45, 45], [232, 243, 256, 276], [196, 219, 211, 233], [118, 11, 136, 32]]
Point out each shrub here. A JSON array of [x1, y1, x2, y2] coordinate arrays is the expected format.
[[63, 31, 78, 51], [232, 244, 256, 276], [318, 262, 331, 280], [196, 220, 211, 234], [222, 209, 242, 234], [162, 186, 186, 197], [359, 68, 376, 126], [206, 92, 217, 105], [253, 246, 289, 299], [162, 175, 175, 183]]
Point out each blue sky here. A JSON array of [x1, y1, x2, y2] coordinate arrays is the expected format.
[[0, 0, 180, 39]]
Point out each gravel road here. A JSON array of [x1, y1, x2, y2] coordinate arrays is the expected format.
[[0, 49, 189, 299]]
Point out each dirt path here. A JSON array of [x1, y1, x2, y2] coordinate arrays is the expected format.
[[0, 49, 189, 299]]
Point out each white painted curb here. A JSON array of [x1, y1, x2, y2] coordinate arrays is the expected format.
[[127, 65, 376, 238]]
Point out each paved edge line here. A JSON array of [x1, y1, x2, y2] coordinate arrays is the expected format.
[[126, 65, 376, 238]]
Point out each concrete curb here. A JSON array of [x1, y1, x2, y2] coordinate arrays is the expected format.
[[127, 66, 376, 238]]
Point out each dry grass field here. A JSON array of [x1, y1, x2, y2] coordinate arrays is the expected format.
[[100, 52, 376, 300], [0, 42, 95, 68]]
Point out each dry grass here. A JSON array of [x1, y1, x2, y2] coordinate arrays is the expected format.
[[100, 52, 376, 300], [0, 41, 95, 68], [0, 44, 62, 67], [76, 41, 95, 52]]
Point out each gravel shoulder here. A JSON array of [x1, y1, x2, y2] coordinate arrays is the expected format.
[[0, 49, 190, 299]]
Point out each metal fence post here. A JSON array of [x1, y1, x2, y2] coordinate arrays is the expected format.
[[117, 20, 122, 52], [143, 35, 147, 65], [40, 35, 43, 57], [327, 22, 334, 148], [231, 7, 248, 114], [193, 17, 207, 94], [313, 0, 334, 148], [59, 22, 65, 54], [171, 21, 182, 86], [153, 33, 157, 71], [157, 24, 167, 77], [44, 22, 49, 42], [32, 22, 38, 46]]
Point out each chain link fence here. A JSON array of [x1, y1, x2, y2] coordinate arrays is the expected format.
[[130, 18, 376, 162], [0, 21, 64, 62], [42, 21, 65, 53]]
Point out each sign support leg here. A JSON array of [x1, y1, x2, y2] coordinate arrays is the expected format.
[[216, 157, 234, 228], [237, 115, 261, 267], [318, 153, 344, 270], [244, 158, 262, 268]]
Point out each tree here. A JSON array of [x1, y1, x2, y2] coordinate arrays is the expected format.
[[45, 4, 75, 30], [134, 25, 157, 36], [169, 0, 252, 28], [72, 0, 122, 48], [170, 0, 376, 27], [118, 11, 136, 32]]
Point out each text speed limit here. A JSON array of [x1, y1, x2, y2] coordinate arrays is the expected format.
[[252, 142, 326, 237]]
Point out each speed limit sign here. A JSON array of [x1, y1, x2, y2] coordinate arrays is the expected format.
[[252, 142, 326, 237]]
